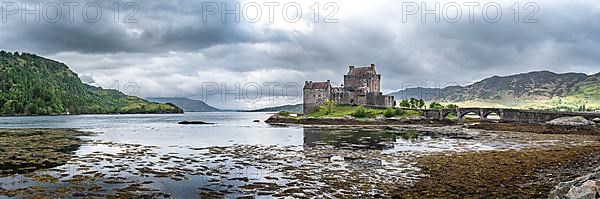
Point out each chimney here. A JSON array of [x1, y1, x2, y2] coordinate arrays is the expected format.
[[305, 81, 309, 85], [370, 64, 375, 69], [349, 65, 355, 70]]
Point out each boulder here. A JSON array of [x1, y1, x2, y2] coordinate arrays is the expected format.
[[592, 118, 600, 123], [549, 167, 600, 199], [546, 117, 594, 126], [565, 180, 600, 199]]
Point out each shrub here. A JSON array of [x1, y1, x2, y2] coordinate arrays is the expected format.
[[322, 99, 334, 114], [278, 111, 290, 117], [394, 108, 404, 116], [352, 106, 367, 118], [384, 107, 396, 118]]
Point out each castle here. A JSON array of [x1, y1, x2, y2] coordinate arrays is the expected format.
[[303, 64, 395, 114]]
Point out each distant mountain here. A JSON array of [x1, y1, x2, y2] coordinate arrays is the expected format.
[[146, 97, 220, 112], [245, 104, 303, 113], [389, 71, 600, 104], [0, 51, 183, 116]]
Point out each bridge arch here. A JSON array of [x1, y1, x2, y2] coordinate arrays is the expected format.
[[458, 111, 481, 120], [484, 112, 501, 120], [441, 110, 458, 120]]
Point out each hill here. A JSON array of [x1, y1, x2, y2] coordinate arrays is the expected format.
[[389, 71, 600, 110], [0, 51, 183, 116], [146, 97, 220, 112], [245, 104, 303, 113]]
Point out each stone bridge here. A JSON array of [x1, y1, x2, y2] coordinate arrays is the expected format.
[[422, 108, 600, 123]]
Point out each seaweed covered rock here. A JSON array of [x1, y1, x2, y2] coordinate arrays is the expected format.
[[0, 129, 90, 174], [546, 117, 594, 126], [178, 121, 215, 125]]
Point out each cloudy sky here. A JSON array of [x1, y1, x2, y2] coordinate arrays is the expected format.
[[1, 0, 599, 109]]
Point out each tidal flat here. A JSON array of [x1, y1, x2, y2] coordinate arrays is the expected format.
[[0, 124, 599, 198], [0, 129, 92, 174]]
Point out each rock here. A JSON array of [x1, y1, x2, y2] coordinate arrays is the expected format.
[[375, 115, 385, 120], [546, 117, 594, 126], [178, 121, 215, 125], [565, 180, 600, 199], [549, 169, 600, 199], [342, 115, 355, 120], [592, 118, 600, 123], [253, 120, 260, 123], [407, 116, 427, 120]]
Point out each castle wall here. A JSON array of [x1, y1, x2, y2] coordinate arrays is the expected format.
[[303, 87, 331, 114], [366, 92, 394, 107]]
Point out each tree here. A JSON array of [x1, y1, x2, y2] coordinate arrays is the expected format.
[[429, 102, 444, 109], [446, 104, 459, 109], [409, 98, 418, 109], [399, 100, 411, 108], [417, 99, 425, 109]]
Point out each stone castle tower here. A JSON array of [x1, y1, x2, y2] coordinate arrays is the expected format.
[[303, 64, 395, 114]]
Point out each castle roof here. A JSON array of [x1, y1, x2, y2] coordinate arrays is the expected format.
[[304, 81, 330, 89], [347, 65, 376, 76]]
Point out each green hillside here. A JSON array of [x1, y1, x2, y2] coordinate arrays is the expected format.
[[389, 71, 600, 111], [147, 97, 220, 112], [245, 104, 303, 113], [0, 51, 183, 116]]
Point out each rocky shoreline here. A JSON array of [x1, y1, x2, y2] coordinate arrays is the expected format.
[[471, 122, 600, 136], [266, 114, 600, 135]]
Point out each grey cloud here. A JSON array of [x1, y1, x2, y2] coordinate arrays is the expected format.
[[2, 0, 600, 108]]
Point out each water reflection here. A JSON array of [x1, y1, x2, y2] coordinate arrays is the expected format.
[[303, 127, 397, 150]]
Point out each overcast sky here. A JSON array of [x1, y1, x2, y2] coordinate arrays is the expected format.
[[1, 0, 599, 109]]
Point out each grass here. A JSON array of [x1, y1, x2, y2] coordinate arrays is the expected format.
[[305, 105, 421, 119]]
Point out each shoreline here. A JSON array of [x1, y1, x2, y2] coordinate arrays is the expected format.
[[265, 114, 600, 136], [0, 112, 186, 118]]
